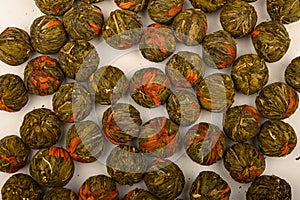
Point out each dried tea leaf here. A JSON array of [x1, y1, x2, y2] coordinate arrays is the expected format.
[[43, 187, 78, 200], [285, 56, 300, 92], [34, 0, 74, 16], [115, 0, 148, 12], [189, 0, 227, 13], [267, 0, 300, 24]]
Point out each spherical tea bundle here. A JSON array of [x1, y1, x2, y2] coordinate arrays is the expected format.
[[78, 175, 119, 200], [223, 105, 261, 142], [165, 51, 206, 88], [123, 188, 158, 200], [246, 175, 292, 200], [0, 135, 30, 173], [0, 27, 32, 66], [166, 90, 201, 126], [30, 15, 67, 54], [106, 145, 147, 185], [258, 120, 297, 157], [251, 21, 290, 63], [115, 0, 148, 12], [139, 23, 176, 63], [144, 158, 185, 200], [285, 56, 300, 92], [147, 0, 184, 24], [1, 173, 43, 200], [52, 83, 92, 123], [224, 143, 266, 183], [34, 0, 74, 16], [58, 40, 99, 81], [190, 171, 231, 200], [231, 54, 269, 95], [184, 122, 226, 166], [102, 9, 143, 49], [255, 82, 299, 120], [43, 187, 78, 200], [30, 146, 74, 187], [139, 117, 179, 158], [63, 3, 104, 41], [20, 108, 62, 149], [195, 73, 235, 112], [220, 1, 257, 38], [202, 30, 237, 69], [88, 65, 129, 105], [24, 55, 64, 96], [0, 74, 28, 112], [189, 0, 227, 13], [130, 67, 171, 108], [267, 0, 300, 24], [66, 120, 104, 163], [102, 103, 142, 145]]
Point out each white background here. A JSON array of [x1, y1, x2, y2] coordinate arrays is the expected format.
[[0, 0, 300, 199]]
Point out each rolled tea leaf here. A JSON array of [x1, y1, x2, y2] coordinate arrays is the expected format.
[[258, 120, 297, 157], [251, 21, 290, 63], [43, 187, 78, 200], [30, 15, 67, 54], [122, 188, 158, 200], [189, 0, 227, 13], [34, 0, 74, 16], [0, 135, 30, 173], [285, 56, 300, 92], [0, 74, 28, 112], [255, 82, 299, 120], [115, 0, 148, 12], [267, 0, 300, 24], [30, 146, 75, 187], [106, 145, 147, 185], [1, 173, 43, 200], [24, 55, 64, 96], [0, 27, 32, 66], [78, 175, 119, 200]]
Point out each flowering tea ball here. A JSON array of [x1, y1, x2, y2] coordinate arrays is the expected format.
[[115, 0, 148, 12], [0, 135, 30, 173], [189, 0, 227, 13], [24, 56, 64, 96], [251, 21, 290, 63], [139, 23, 176, 63], [88, 65, 129, 105], [30, 15, 67, 54], [246, 175, 291, 200], [1, 173, 43, 200], [106, 145, 147, 185], [223, 105, 261, 142], [139, 117, 179, 158], [195, 73, 235, 113], [0, 74, 28, 112], [165, 51, 206, 88], [255, 82, 299, 120], [285, 56, 300, 92], [66, 120, 104, 163], [231, 54, 269, 95], [258, 120, 297, 157], [52, 83, 92, 123], [43, 187, 78, 200], [224, 143, 265, 183], [144, 159, 185, 200], [190, 171, 231, 200], [172, 9, 207, 46], [202, 30, 237, 69], [184, 122, 226, 165], [63, 3, 104, 41], [30, 146, 74, 187], [20, 108, 62, 149], [220, 1, 257, 38], [147, 0, 183, 24], [79, 175, 119, 200], [167, 90, 200, 126], [102, 103, 142, 145], [0, 27, 32, 66], [130, 67, 171, 108], [123, 188, 158, 200], [267, 0, 300, 24], [102, 9, 142, 49], [34, 0, 74, 16], [58, 40, 99, 81]]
